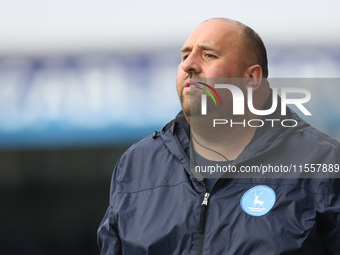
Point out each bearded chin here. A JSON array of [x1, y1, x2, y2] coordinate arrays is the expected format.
[[181, 93, 201, 119], [180, 91, 217, 123], [192, 106, 203, 120]]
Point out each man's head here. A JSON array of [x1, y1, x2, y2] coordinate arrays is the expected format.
[[176, 18, 269, 121]]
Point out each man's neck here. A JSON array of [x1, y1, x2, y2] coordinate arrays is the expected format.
[[186, 84, 271, 161], [191, 119, 257, 161]]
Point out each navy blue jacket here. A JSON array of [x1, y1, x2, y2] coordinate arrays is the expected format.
[[98, 108, 340, 254]]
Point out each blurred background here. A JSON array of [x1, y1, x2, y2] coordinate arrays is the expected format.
[[0, 0, 339, 254]]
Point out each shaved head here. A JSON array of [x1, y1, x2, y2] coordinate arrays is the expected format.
[[203, 18, 268, 78]]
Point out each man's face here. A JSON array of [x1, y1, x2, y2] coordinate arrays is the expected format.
[[176, 19, 248, 119]]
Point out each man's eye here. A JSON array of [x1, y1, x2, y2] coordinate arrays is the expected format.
[[205, 53, 217, 58], [182, 55, 189, 61]]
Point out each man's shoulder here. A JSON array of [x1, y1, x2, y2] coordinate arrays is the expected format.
[[109, 120, 190, 193], [288, 110, 340, 152], [120, 133, 164, 162], [299, 124, 340, 151], [117, 118, 179, 165], [279, 120, 340, 170]]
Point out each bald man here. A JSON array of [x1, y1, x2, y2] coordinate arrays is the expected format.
[[177, 18, 270, 161], [98, 18, 340, 255]]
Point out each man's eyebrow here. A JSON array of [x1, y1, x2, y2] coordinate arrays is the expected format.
[[180, 44, 222, 55], [197, 44, 222, 55], [180, 46, 192, 54]]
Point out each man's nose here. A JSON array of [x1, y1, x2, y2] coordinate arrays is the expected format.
[[181, 53, 202, 75]]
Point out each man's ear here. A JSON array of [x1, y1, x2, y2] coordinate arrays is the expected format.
[[245, 64, 262, 91]]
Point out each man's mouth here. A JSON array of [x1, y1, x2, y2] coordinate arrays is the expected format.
[[184, 80, 204, 92]]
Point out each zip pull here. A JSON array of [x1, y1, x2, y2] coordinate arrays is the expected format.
[[199, 192, 210, 234], [201, 192, 210, 206]]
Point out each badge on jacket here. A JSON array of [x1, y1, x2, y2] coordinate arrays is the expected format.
[[240, 185, 276, 216]]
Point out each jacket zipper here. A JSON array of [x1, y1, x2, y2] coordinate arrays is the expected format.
[[197, 181, 210, 255], [199, 192, 210, 233]]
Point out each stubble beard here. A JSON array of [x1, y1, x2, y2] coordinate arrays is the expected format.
[[179, 89, 205, 124]]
